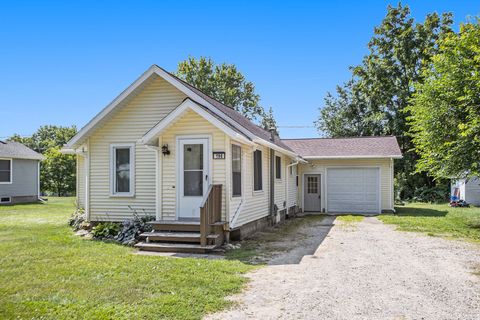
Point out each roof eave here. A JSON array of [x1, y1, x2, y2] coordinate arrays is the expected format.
[[302, 155, 403, 160]]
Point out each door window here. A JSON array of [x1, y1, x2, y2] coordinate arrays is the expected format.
[[307, 176, 318, 194], [183, 144, 203, 196]]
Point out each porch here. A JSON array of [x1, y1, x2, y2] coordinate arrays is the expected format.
[[135, 184, 227, 253]]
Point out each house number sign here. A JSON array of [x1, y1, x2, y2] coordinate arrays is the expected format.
[[213, 151, 226, 159]]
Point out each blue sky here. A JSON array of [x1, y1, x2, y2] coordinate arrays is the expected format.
[[1, 1, 478, 139]]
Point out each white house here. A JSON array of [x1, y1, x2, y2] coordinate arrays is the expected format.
[[63, 65, 402, 252]]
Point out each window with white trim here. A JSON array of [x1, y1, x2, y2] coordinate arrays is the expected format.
[[232, 144, 242, 197], [111, 144, 134, 196], [0, 159, 12, 183], [275, 156, 281, 179], [253, 150, 262, 191]]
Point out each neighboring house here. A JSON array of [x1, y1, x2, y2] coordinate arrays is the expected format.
[[451, 177, 480, 206], [62, 65, 402, 252], [0, 141, 44, 205]]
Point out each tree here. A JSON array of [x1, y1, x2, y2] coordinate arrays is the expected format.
[[407, 20, 480, 179], [175, 56, 266, 121], [315, 3, 453, 199], [261, 107, 278, 134], [10, 125, 77, 196]]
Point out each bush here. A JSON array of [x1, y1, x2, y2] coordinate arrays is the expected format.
[[412, 185, 449, 203], [92, 222, 121, 239], [68, 208, 90, 231], [115, 207, 155, 246]]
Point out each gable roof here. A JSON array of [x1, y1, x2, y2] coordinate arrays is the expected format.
[[0, 141, 44, 160], [65, 65, 295, 157], [281, 136, 402, 159]]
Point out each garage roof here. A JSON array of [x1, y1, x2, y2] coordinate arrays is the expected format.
[[281, 136, 402, 159]]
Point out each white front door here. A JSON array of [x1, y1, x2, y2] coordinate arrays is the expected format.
[[177, 138, 209, 219]]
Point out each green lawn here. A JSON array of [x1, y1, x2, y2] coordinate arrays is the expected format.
[[379, 202, 480, 242], [0, 198, 253, 320]]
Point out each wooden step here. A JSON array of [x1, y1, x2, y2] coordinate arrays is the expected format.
[[134, 242, 216, 253], [148, 220, 200, 232], [140, 231, 201, 243]]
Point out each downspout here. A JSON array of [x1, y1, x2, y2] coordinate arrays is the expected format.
[[269, 128, 276, 224]]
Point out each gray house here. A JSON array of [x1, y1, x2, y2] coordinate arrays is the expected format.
[[0, 141, 44, 204]]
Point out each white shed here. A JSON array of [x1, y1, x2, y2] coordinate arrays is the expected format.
[[451, 177, 480, 206]]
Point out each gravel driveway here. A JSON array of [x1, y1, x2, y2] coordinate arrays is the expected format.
[[207, 217, 480, 320]]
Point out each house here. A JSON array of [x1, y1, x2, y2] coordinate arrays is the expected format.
[[0, 141, 44, 204], [62, 65, 402, 252], [451, 177, 480, 206]]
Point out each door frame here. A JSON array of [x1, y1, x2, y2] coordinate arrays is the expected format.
[[325, 166, 381, 214], [303, 173, 322, 212], [175, 134, 212, 219]]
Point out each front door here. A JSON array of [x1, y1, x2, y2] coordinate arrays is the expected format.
[[304, 174, 321, 212], [178, 138, 209, 219]]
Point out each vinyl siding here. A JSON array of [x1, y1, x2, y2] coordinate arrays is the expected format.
[[88, 75, 187, 221], [77, 155, 85, 208], [465, 177, 480, 206], [160, 109, 227, 220], [297, 158, 393, 212], [0, 159, 38, 197], [287, 163, 298, 208], [274, 153, 287, 212]]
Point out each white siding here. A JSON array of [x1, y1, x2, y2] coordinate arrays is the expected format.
[[465, 178, 480, 206], [87, 76, 187, 221], [76, 155, 85, 208], [159, 109, 227, 220], [286, 163, 298, 208], [274, 153, 287, 212], [297, 158, 393, 212]]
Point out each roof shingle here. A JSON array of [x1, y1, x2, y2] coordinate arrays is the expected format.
[[0, 141, 44, 160], [281, 136, 402, 158]]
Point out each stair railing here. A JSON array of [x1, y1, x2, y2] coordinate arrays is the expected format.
[[200, 184, 222, 246]]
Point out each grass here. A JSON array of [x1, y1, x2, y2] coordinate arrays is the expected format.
[[379, 202, 480, 242], [336, 215, 364, 223], [0, 198, 253, 320]]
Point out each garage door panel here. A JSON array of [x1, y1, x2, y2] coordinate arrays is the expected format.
[[327, 168, 380, 213]]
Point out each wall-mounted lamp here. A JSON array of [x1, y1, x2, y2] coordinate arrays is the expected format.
[[162, 144, 170, 156]]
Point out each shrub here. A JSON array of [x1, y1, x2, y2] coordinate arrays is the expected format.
[[68, 208, 90, 231], [92, 222, 121, 239], [412, 185, 449, 203], [115, 207, 155, 246]]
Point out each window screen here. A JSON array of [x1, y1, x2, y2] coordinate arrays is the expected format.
[[114, 147, 131, 193], [275, 156, 281, 179]]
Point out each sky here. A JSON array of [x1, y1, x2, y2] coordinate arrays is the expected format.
[[0, 1, 478, 139]]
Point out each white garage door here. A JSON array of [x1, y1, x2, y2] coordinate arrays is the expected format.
[[326, 168, 380, 213]]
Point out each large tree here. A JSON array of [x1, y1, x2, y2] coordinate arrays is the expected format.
[[407, 20, 480, 179], [315, 3, 453, 199], [10, 125, 77, 196], [175, 56, 266, 122]]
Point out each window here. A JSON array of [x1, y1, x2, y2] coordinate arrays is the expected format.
[[275, 156, 281, 179], [111, 144, 134, 196], [0, 159, 12, 183], [307, 176, 318, 194], [0, 197, 11, 203], [232, 144, 242, 197], [253, 150, 262, 191]]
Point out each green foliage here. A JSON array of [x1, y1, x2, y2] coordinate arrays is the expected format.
[[260, 106, 278, 134], [315, 3, 453, 199], [407, 19, 480, 179], [68, 207, 88, 231], [10, 125, 77, 196], [114, 207, 155, 246], [175, 56, 266, 121], [0, 198, 253, 319], [91, 222, 121, 239], [411, 185, 449, 203]]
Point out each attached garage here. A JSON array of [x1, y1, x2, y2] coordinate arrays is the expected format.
[[282, 136, 402, 214], [326, 167, 380, 214]]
